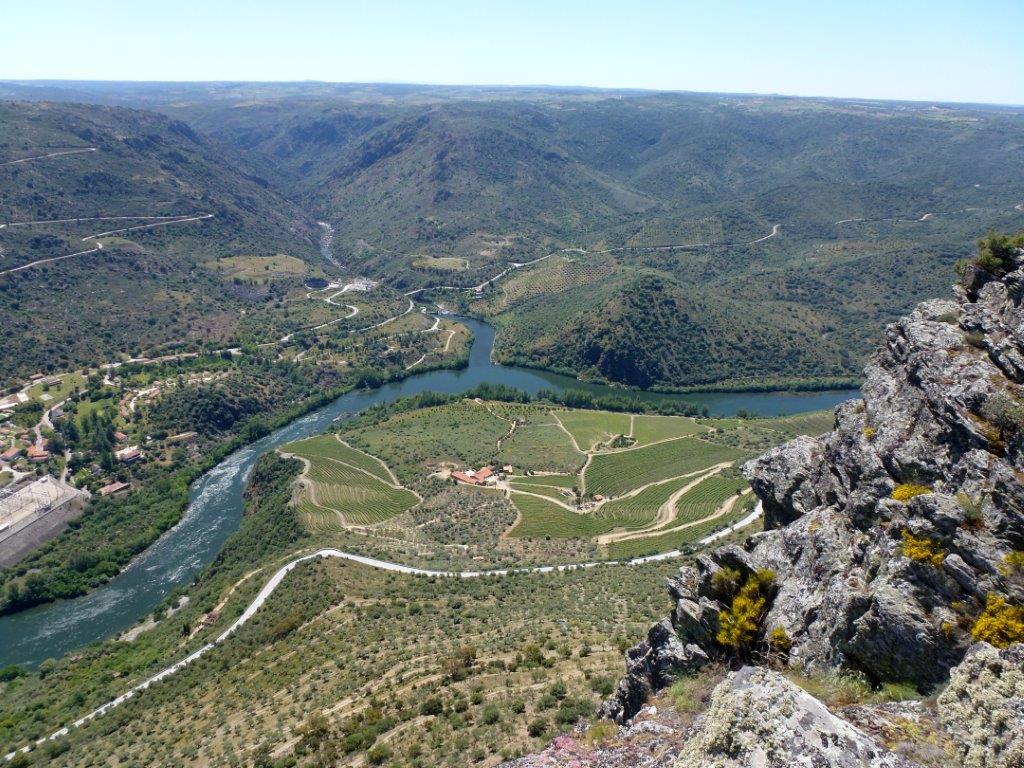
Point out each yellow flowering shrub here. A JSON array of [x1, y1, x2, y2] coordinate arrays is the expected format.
[[900, 530, 946, 567], [892, 483, 932, 502], [971, 594, 1024, 648], [716, 569, 775, 652]]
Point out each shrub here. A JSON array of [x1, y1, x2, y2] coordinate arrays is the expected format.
[[900, 530, 946, 567], [527, 717, 548, 737], [1001, 551, 1024, 576], [709, 566, 742, 601], [981, 392, 1024, 439], [367, 744, 392, 765], [769, 626, 792, 654], [891, 484, 931, 502], [973, 230, 1024, 276], [956, 492, 985, 530], [583, 720, 617, 746], [971, 593, 1024, 648], [862, 426, 876, 441], [419, 697, 443, 716], [716, 569, 776, 652]]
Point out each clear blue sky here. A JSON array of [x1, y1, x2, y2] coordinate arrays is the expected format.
[[4, 0, 1022, 104]]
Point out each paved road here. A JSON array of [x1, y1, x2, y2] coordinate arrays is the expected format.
[[4, 501, 762, 761]]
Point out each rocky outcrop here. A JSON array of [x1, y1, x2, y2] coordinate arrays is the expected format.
[[603, 248, 1024, 722], [936, 642, 1024, 768], [675, 666, 915, 768]]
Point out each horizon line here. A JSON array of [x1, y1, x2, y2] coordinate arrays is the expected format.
[[2, 77, 1023, 110]]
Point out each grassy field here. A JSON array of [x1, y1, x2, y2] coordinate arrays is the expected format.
[[631, 414, 708, 445], [412, 255, 470, 271], [585, 437, 743, 497], [508, 481, 575, 505], [207, 253, 309, 281], [509, 473, 577, 489], [497, 423, 584, 474], [553, 409, 631, 450]]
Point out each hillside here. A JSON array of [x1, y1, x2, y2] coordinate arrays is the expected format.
[[3, 85, 1024, 388], [0, 101, 320, 383], [589, 234, 1024, 766]]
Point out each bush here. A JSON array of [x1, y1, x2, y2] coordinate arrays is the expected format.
[[769, 626, 792, 654], [891, 483, 931, 502], [367, 744, 392, 765], [527, 717, 548, 737], [716, 569, 775, 652], [973, 231, 1024, 275], [900, 530, 946, 567], [972, 593, 1024, 648], [419, 697, 443, 716]]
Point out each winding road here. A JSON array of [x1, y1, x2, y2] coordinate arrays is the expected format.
[[4, 500, 762, 761], [402, 223, 781, 297], [0, 214, 212, 277]]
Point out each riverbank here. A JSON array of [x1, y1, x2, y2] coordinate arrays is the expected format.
[[0, 317, 857, 669]]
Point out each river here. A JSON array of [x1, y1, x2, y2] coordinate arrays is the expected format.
[[0, 318, 857, 668]]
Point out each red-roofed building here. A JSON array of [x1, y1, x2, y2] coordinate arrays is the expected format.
[[99, 481, 130, 496], [1, 446, 21, 462], [27, 445, 50, 462]]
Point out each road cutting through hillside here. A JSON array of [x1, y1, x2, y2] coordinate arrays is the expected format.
[[4, 499, 763, 762], [0, 213, 212, 276], [0, 147, 97, 166]]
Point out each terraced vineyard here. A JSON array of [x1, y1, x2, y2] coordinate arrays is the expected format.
[[608, 493, 759, 560], [508, 493, 615, 538], [283, 437, 418, 528], [585, 437, 743, 497], [279, 400, 833, 561], [593, 473, 704, 530], [669, 475, 749, 528], [285, 435, 394, 483]]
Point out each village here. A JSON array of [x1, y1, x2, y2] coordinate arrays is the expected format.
[[0, 365, 203, 567]]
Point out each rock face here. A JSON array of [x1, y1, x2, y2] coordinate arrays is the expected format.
[[936, 642, 1024, 768], [674, 666, 915, 768], [603, 250, 1024, 723]]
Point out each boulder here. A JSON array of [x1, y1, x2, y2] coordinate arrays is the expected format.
[[674, 666, 917, 767], [936, 642, 1024, 768]]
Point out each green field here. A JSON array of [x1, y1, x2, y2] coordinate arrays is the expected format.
[[283, 437, 418, 527], [585, 437, 743, 497], [497, 423, 584, 474], [553, 410, 631, 450], [631, 414, 708, 445], [509, 473, 577, 489], [508, 481, 576, 504]]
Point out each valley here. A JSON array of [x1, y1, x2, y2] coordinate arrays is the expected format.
[[0, 77, 1022, 768]]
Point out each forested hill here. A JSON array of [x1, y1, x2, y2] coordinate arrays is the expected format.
[[0, 101, 319, 382], [3, 83, 1024, 389]]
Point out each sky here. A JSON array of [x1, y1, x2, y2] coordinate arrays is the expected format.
[[3, 0, 1023, 105]]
